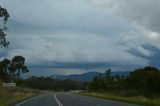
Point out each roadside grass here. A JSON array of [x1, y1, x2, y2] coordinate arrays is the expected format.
[[80, 92, 160, 106], [0, 87, 38, 106]]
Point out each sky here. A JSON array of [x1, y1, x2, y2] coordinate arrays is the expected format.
[[0, 0, 160, 76]]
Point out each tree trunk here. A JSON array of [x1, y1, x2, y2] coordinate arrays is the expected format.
[[0, 79, 3, 88], [17, 69, 20, 79]]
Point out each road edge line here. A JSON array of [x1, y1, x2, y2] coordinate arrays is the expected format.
[[15, 96, 40, 106]]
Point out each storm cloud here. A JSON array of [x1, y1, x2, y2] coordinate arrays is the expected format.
[[0, 0, 160, 75]]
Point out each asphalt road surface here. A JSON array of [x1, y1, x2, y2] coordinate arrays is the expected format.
[[13, 92, 138, 106]]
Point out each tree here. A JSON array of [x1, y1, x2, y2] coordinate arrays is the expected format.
[[90, 76, 105, 92], [0, 59, 10, 82], [0, 56, 29, 83], [11, 56, 29, 79], [21, 66, 29, 74], [105, 69, 111, 80], [0, 6, 10, 48], [126, 66, 160, 93]]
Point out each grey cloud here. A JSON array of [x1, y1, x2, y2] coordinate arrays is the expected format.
[[0, 0, 156, 74], [6, 32, 149, 67], [110, 0, 160, 49], [113, 0, 160, 32], [2, 0, 131, 36]]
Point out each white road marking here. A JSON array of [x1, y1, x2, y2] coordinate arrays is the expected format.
[[54, 94, 64, 106], [15, 96, 40, 106]]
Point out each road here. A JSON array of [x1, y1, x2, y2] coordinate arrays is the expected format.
[[13, 92, 138, 106]]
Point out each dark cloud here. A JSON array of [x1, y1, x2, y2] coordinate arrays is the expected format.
[[1, 0, 159, 75]]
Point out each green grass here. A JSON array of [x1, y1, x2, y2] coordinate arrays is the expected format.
[[80, 92, 160, 106], [0, 87, 38, 106]]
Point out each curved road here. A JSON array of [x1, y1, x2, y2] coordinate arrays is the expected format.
[[12, 92, 138, 106]]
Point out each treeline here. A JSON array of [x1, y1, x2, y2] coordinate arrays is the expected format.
[[17, 76, 86, 91], [0, 56, 29, 83], [3, 64, 160, 98], [89, 66, 160, 97]]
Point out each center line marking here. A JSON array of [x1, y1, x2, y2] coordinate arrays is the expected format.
[[54, 94, 64, 106]]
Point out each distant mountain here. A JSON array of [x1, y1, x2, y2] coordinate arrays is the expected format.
[[51, 71, 130, 81], [66, 72, 100, 81]]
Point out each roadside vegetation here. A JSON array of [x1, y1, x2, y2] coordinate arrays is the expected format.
[[16, 76, 86, 91], [0, 86, 38, 106], [81, 66, 160, 106], [82, 92, 160, 106]]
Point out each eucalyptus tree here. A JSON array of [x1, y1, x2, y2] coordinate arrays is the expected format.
[[0, 6, 10, 48], [105, 69, 112, 80], [0, 58, 11, 82], [11, 56, 29, 79]]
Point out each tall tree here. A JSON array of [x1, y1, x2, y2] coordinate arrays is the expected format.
[[0, 59, 10, 82], [105, 69, 112, 80], [11, 56, 29, 78], [0, 6, 10, 48]]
